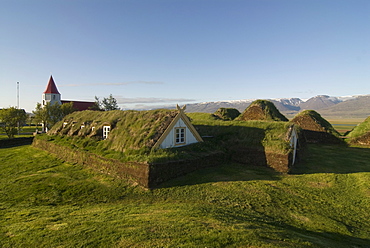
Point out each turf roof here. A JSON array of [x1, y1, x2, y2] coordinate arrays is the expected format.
[[291, 110, 340, 136], [213, 108, 241, 120], [48, 109, 179, 152], [347, 116, 370, 138], [187, 112, 295, 154], [237, 100, 289, 122]]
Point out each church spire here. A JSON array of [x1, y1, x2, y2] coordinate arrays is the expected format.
[[43, 75, 60, 94], [42, 75, 61, 108]]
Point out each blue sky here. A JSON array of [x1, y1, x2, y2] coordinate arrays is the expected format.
[[1, 0, 369, 112]]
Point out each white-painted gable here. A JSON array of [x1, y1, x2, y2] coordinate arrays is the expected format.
[[158, 117, 199, 149]]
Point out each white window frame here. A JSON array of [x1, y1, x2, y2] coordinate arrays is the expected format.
[[175, 127, 186, 145], [103, 125, 110, 140]]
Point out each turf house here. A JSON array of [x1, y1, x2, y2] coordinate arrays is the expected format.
[[33, 98, 302, 188], [237, 99, 289, 122], [347, 116, 370, 146], [187, 104, 300, 173], [213, 108, 241, 120], [290, 110, 342, 144], [33, 105, 211, 188]]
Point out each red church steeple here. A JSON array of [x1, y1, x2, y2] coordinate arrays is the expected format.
[[43, 75, 60, 94]]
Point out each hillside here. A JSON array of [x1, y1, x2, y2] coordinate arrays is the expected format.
[[1, 144, 370, 247], [185, 94, 370, 119], [299, 95, 341, 110], [318, 95, 370, 118]]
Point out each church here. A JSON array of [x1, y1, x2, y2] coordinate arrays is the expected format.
[[42, 75, 95, 111]]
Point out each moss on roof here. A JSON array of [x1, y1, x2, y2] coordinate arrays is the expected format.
[[48, 109, 178, 152], [347, 116, 370, 138], [291, 110, 340, 136], [213, 108, 241, 120], [290, 110, 343, 144], [186, 112, 294, 154], [237, 100, 289, 122]]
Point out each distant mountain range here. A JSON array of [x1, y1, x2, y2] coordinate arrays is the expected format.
[[185, 95, 370, 119]]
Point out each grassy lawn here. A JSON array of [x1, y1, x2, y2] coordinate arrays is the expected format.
[[0, 126, 38, 140], [1, 143, 369, 247]]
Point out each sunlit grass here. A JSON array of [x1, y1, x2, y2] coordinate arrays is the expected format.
[[1, 143, 369, 247]]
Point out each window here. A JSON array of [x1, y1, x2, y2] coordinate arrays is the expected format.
[[175, 127, 186, 144], [103, 125, 110, 139]]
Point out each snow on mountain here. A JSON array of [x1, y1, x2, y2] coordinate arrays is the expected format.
[[185, 94, 370, 118]]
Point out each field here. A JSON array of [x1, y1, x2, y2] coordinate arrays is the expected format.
[[0, 126, 38, 140], [327, 118, 364, 136], [1, 119, 370, 247], [1, 142, 370, 247]]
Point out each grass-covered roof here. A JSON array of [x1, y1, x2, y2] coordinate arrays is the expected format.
[[213, 108, 241, 120], [290, 110, 342, 144], [48, 109, 178, 152], [237, 100, 289, 122], [43, 109, 297, 164], [291, 110, 340, 136], [347, 116, 370, 139], [187, 112, 295, 154]]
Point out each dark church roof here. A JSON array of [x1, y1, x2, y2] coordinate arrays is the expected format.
[[43, 75, 60, 94], [61, 100, 95, 111]]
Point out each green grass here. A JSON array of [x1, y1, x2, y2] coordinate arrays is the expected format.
[[238, 99, 289, 122], [37, 111, 295, 165], [48, 109, 179, 153], [327, 119, 363, 136], [347, 116, 370, 138], [0, 125, 37, 140], [188, 112, 294, 154], [1, 143, 370, 247]]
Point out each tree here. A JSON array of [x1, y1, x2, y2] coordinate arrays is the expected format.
[[0, 107, 27, 138], [33, 103, 49, 131], [33, 102, 77, 131], [102, 94, 120, 111], [88, 96, 103, 111], [61, 102, 76, 117], [90, 94, 120, 111]]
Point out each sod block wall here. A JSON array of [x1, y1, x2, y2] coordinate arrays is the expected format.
[[148, 152, 226, 188], [32, 138, 151, 187], [33, 138, 225, 188], [230, 147, 292, 173]]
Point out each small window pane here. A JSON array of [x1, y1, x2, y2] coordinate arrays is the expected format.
[[175, 128, 185, 144]]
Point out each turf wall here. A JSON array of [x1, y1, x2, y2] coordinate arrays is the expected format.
[[230, 147, 293, 173], [32, 137, 225, 188]]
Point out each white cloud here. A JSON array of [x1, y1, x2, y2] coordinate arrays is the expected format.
[[60, 81, 164, 87], [116, 97, 196, 104]]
